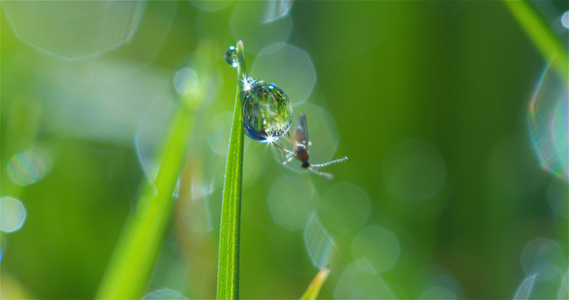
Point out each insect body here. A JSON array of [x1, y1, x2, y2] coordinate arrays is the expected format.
[[275, 113, 348, 179]]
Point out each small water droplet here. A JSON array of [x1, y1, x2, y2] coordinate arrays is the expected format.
[[241, 77, 293, 142], [225, 45, 238, 67]]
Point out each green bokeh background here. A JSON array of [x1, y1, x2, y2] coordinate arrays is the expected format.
[[1, 1, 567, 299]]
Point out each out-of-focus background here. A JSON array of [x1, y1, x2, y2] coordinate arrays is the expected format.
[[1, 1, 568, 299]]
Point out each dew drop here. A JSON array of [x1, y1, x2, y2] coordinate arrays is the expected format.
[[225, 45, 238, 68], [241, 77, 293, 142]]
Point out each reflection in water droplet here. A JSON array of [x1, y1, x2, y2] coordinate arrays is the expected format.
[[382, 138, 446, 202], [2, 1, 146, 59], [142, 288, 188, 300], [528, 63, 568, 179], [547, 179, 568, 218], [230, 1, 292, 54], [520, 237, 564, 281], [0, 197, 27, 233], [241, 77, 293, 143], [251, 43, 316, 105], [7, 148, 52, 186], [320, 182, 371, 233], [304, 215, 335, 268], [173, 67, 199, 95], [351, 225, 400, 273], [419, 287, 456, 300], [512, 273, 537, 300], [334, 259, 396, 299], [262, 0, 293, 23], [267, 175, 317, 231]]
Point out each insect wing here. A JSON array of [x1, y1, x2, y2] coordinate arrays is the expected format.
[[295, 113, 309, 148]]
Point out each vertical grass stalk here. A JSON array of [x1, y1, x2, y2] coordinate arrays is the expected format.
[[217, 41, 246, 300], [95, 49, 213, 297]]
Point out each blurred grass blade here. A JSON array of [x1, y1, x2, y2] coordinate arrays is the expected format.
[[513, 273, 537, 300], [97, 107, 194, 299], [300, 266, 330, 300], [503, 0, 568, 82], [96, 43, 215, 299], [217, 40, 246, 300]]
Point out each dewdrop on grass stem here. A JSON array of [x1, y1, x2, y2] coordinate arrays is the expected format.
[[225, 43, 293, 143]]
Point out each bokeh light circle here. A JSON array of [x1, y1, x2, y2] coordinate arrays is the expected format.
[[173, 67, 199, 96], [7, 148, 52, 186], [412, 264, 463, 299], [320, 182, 371, 233], [528, 63, 568, 179], [520, 237, 564, 281], [267, 175, 317, 231], [0, 197, 27, 233], [251, 43, 316, 105], [262, 0, 293, 23], [419, 287, 456, 299], [304, 215, 335, 268], [142, 288, 188, 300], [230, 1, 292, 54], [351, 225, 400, 273], [562, 11, 569, 29], [547, 179, 568, 218], [382, 138, 447, 202], [2, 1, 146, 60], [188, 0, 232, 12], [207, 111, 234, 156], [334, 259, 396, 299]]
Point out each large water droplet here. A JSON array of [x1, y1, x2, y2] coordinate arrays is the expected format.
[[225, 45, 238, 68], [241, 77, 293, 142]]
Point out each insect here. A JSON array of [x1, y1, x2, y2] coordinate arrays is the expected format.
[[274, 113, 348, 179]]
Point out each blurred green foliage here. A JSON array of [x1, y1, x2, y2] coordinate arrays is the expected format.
[[1, 1, 567, 299]]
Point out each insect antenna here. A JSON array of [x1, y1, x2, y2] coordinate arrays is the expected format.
[[308, 168, 334, 180], [310, 156, 349, 168]]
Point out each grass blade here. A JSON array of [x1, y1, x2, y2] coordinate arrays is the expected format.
[[97, 108, 194, 299], [503, 0, 568, 82], [96, 43, 215, 298], [217, 40, 246, 300], [300, 266, 331, 300]]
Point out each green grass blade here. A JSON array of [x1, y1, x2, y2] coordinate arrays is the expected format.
[[503, 0, 568, 82], [96, 107, 194, 299], [217, 40, 246, 300], [95, 43, 217, 297], [300, 266, 331, 300]]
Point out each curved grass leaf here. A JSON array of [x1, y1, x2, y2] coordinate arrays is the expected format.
[[217, 40, 246, 300], [300, 266, 331, 300]]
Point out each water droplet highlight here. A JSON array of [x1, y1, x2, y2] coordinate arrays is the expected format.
[[225, 45, 238, 68], [241, 77, 293, 143]]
